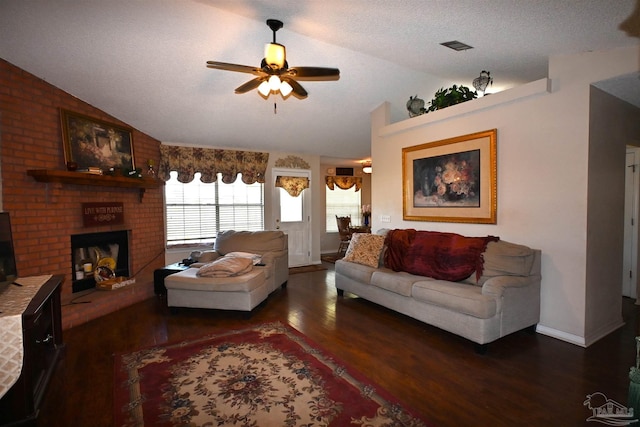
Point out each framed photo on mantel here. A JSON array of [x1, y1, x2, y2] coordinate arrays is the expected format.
[[402, 129, 497, 224], [60, 109, 135, 171]]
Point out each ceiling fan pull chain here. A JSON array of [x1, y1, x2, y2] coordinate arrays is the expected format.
[[274, 102, 277, 114]]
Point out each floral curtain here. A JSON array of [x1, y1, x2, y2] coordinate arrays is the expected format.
[[157, 145, 269, 184], [325, 176, 362, 191], [275, 176, 309, 197]]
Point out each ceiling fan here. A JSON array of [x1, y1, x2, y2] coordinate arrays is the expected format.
[[206, 19, 340, 99]]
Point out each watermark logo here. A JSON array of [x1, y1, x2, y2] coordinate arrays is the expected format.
[[584, 392, 638, 425]]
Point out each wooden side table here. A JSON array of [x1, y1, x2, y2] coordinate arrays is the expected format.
[[153, 263, 189, 296]]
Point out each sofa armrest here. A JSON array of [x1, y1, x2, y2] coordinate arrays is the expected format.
[[482, 274, 542, 336], [260, 250, 285, 264], [481, 275, 539, 298], [261, 250, 289, 288]]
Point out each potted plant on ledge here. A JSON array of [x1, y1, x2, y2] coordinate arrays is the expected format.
[[426, 84, 477, 113], [407, 85, 478, 117]]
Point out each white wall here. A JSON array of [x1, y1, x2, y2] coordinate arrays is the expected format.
[[370, 46, 640, 346], [586, 86, 640, 345]]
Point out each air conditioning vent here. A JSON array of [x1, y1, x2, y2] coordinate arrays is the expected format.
[[336, 167, 354, 176]]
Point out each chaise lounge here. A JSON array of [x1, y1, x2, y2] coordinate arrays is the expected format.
[[164, 230, 288, 313]]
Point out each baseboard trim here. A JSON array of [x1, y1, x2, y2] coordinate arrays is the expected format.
[[584, 319, 625, 347], [535, 325, 587, 347], [536, 318, 626, 348]]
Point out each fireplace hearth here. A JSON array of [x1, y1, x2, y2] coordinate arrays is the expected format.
[[71, 230, 130, 293]]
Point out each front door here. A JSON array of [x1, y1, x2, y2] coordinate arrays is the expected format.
[[272, 168, 311, 267]]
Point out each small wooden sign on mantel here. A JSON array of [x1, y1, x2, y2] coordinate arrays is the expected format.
[[82, 202, 124, 227]]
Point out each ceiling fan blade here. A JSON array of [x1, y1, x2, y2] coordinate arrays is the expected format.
[[235, 78, 264, 94], [206, 61, 264, 75], [287, 67, 340, 81], [284, 78, 308, 99]]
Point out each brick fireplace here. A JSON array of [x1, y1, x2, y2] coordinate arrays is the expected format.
[[0, 59, 166, 329]]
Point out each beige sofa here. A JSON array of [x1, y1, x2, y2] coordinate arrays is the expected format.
[[165, 230, 288, 312], [335, 230, 541, 352]]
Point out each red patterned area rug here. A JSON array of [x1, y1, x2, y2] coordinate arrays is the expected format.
[[114, 322, 430, 426]]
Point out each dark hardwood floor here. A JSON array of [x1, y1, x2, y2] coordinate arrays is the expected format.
[[37, 263, 638, 426]]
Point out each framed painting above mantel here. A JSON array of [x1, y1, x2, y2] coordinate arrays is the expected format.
[[60, 109, 135, 171], [402, 129, 497, 224]]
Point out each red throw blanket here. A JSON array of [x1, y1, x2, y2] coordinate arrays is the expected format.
[[383, 229, 417, 271], [384, 229, 499, 281]]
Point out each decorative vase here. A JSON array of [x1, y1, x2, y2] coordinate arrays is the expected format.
[[363, 214, 370, 227], [406, 95, 426, 117], [147, 159, 156, 176]]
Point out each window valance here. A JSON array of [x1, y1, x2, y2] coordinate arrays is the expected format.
[[275, 176, 309, 197], [325, 176, 361, 191], [158, 145, 269, 184]]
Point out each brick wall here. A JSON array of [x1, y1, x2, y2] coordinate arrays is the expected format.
[[0, 59, 166, 329]]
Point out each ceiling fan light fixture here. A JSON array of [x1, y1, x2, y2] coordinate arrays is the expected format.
[[206, 19, 339, 99], [268, 75, 281, 91], [258, 80, 271, 96], [264, 43, 286, 69], [280, 80, 293, 97]]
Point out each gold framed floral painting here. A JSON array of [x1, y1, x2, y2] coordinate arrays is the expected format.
[[60, 109, 135, 171], [402, 129, 497, 224]]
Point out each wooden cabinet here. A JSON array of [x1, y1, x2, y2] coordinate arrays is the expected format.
[[0, 276, 64, 426]]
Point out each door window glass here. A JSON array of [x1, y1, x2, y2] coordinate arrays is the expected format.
[[279, 188, 303, 222]]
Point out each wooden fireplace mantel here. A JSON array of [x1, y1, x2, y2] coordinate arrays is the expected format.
[[27, 169, 164, 201]]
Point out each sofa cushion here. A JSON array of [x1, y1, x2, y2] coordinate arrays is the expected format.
[[370, 270, 429, 297], [483, 240, 535, 276], [165, 267, 265, 292], [215, 230, 287, 255], [335, 259, 377, 283], [412, 280, 497, 319], [403, 231, 498, 281], [196, 256, 253, 278], [343, 233, 386, 268], [463, 240, 535, 286]]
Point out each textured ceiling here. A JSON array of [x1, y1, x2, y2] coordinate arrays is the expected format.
[[1, 0, 638, 166]]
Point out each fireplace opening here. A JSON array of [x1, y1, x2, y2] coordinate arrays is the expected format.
[[71, 230, 130, 293]]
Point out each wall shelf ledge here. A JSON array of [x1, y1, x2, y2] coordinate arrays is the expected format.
[[27, 169, 163, 201]]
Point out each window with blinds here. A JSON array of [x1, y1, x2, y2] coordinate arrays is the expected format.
[[165, 171, 264, 246], [325, 185, 361, 232]]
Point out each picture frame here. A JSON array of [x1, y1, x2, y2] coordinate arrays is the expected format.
[[60, 109, 135, 171], [402, 129, 497, 224]]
